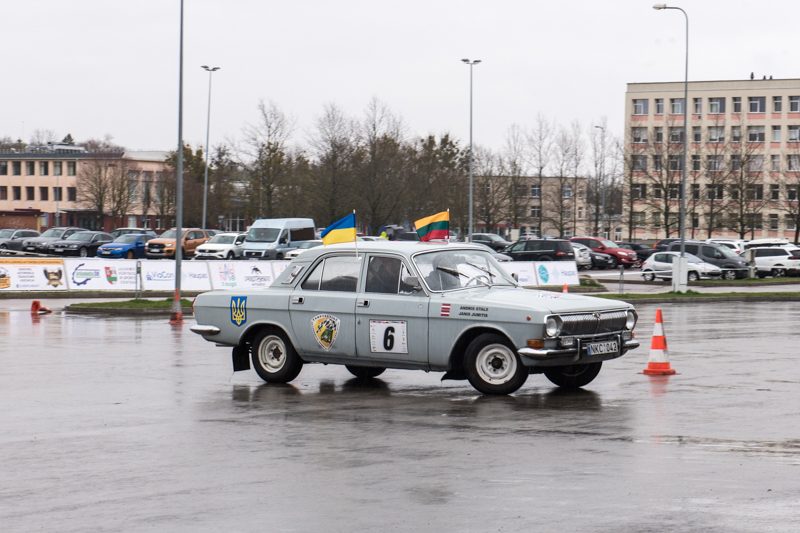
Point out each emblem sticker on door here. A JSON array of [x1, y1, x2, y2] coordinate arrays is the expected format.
[[230, 296, 247, 327], [312, 314, 340, 351], [369, 320, 408, 354]]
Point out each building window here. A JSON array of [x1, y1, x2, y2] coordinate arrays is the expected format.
[[786, 215, 797, 230], [707, 185, 723, 200], [633, 99, 648, 115], [772, 125, 782, 142], [26, 161, 35, 175], [53, 161, 62, 176], [692, 126, 701, 142], [732, 97, 742, 113], [631, 183, 647, 199], [654, 186, 664, 199], [746, 184, 764, 200], [0, 161, 7, 175], [693, 97, 702, 114], [707, 155, 723, 172], [692, 183, 700, 200], [631, 127, 648, 143], [67, 161, 76, 176], [692, 213, 700, 229], [652, 212, 662, 228], [653, 155, 663, 171], [668, 184, 680, 199], [670, 98, 684, 114], [773, 96, 783, 113], [731, 126, 742, 142], [654, 127, 664, 143], [632, 212, 646, 227], [746, 213, 763, 230], [790, 96, 800, 112], [530, 206, 541, 218], [26, 186, 35, 201], [789, 154, 800, 171], [655, 98, 664, 114], [12, 161, 21, 175], [13, 186, 21, 200], [748, 155, 764, 172], [771, 154, 781, 171], [40, 161, 49, 176], [0, 186, 6, 200], [530, 184, 540, 198], [730, 154, 742, 171], [708, 126, 724, 143], [691, 154, 701, 171], [708, 97, 725, 114], [668, 155, 683, 171], [789, 125, 800, 142], [789, 186, 799, 201], [631, 155, 647, 171], [748, 96, 766, 113], [39, 186, 49, 201], [54, 187, 63, 202], [770, 184, 780, 200], [67, 187, 77, 201], [562, 185, 573, 198], [747, 126, 765, 142], [669, 127, 684, 143]]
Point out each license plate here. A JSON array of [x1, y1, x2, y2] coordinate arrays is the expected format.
[[586, 340, 618, 356], [54, 248, 63, 252]]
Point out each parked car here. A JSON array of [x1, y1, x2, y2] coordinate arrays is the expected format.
[[284, 240, 324, 260], [0, 228, 40, 251], [110, 227, 157, 239], [590, 251, 617, 270], [665, 241, 748, 279], [743, 238, 792, 250], [615, 242, 655, 263], [503, 239, 575, 262], [744, 246, 800, 277], [190, 241, 640, 395], [243, 218, 316, 259], [641, 252, 722, 282], [194, 232, 247, 260], [48, 231, 114, 257], [570, 242, 592, 270], [22, 227, 88, 254], [653, 238, 680, 252], [570, 237, 638, 268], [97, 234, 150, 259], [471, 242, 512, 262], [146, 228, 210, 259], [707, 238, 746, 255], [470, 233, 511, 251]]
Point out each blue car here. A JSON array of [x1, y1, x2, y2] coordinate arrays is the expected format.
[[96, 234, 149, 259]]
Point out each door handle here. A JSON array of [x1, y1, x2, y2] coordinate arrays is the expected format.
[[291, 296, 304, 304], [357, 299, 369, 308]]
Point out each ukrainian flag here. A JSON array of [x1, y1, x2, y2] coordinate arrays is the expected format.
[[321, 212, 357, 245]]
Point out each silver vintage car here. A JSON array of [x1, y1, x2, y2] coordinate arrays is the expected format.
[[191, 242, 640, 395]]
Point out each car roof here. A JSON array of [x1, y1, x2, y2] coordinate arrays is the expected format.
[[296, 241, 487, 262]]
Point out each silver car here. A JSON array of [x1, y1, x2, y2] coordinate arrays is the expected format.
[[570, 242, 593, 270], [191, 242, 639, 395]]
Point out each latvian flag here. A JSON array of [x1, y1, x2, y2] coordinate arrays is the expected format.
[[440, 303, 451, 317], [414, 210, 449, 242]]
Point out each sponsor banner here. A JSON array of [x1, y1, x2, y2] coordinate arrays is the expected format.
[[533, 261, 580, 286], [0, 258, 68, 291], [63, 259, 139, 290], [207, 261, 276, 290], [140, 261, 211, 291], [499, 262, 537, 287]]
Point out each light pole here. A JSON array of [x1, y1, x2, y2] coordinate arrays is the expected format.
[[594, 125, 606, 237], [461, 58, 481, 241], [171, 0, 186, 324], [653, 3, 689, 292], [201, 65, 220, 230]]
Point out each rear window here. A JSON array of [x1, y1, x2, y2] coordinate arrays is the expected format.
[[555, 241, 572, 252]]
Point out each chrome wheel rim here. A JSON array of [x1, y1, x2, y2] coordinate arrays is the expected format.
[[258, 335, 286, 373], [475, 344, 517, 385]]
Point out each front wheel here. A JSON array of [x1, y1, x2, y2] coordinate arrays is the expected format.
[[226, 251, 234, 260], [642, 271, 655, 282], [464, 333, 528, 395], [79, 247, 88, 257], [251, 330, 303, 383], [346, 365, 386, 379], [772, 267, 786, 278], [544, 362, 602, 389], [687, 271, 699, 282], [608, 256, 618, 268]]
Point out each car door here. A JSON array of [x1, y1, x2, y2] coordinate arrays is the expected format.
[[652, 253, 673, 276], [354, 254, 429, 365], [288, 254, 360, 357]]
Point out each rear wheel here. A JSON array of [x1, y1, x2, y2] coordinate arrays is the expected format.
[[608, 256, 618, 268], [642, 271, 655, 282], [251, 329, 303, 383], [345, 365, 386, 379], [544, 362, 602, 389], [464, 333, 528, 395], [723, 269, 737, 280], [772, 267, 786, 277]]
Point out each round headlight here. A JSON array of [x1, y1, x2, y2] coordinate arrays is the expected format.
[[545, 316, 561, 337], [625, 310, 637, 330]]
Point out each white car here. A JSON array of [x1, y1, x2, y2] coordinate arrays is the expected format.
[[284, 240, 323, 259], [194, 232, 247, 260], [744, 246, 800, 277], [641, 251, 722, 282], [570, 242, 593, 270], [707, 238, 746, 255]]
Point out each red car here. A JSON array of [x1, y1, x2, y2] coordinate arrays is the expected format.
[[570, 237, 639, 268]]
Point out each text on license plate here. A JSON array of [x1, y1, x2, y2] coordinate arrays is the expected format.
[[586, 340, 618, 356]]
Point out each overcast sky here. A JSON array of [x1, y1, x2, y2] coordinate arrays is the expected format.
[[3, 1, 797, 154]]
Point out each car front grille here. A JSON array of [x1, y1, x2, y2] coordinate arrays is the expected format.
[[559, 310, 628, 336]]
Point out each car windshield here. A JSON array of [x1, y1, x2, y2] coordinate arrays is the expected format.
[[40, 229, 65, 238], [208, 234, 236, 244], [160, 229, 178, 239], [685, 253, 704, 263], [0, 230, 14, 238], [246, 227, 280, 242], [599, 239, 617, 248], [717, 246, 741, 259], [488, 234, 506, 242], [413, 249, 515, 292], [115, 234, 141, 243], [66, 232, 93, 241]]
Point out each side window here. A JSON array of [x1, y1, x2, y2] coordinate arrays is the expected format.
[[91, 234, 102, 242], [685, 244, 699, 255], [701, 245, 721, 259], [525, 241, 540, 251], [365, 256, 403, 294], [301, 261, 323, 290], [319, 256, 360, 292], [510, 242, 525, 252], [278, 229, 288, 244]]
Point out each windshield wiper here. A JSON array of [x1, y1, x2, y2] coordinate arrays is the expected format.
[[466, 262, 496, 278]]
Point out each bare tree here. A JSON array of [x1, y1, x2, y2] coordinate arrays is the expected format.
[[108, 162, 136, 227], [501, 124, 527, 231], [76, 155, 124, 229], [725, 130, 766, 238], [473, 146, 509, 233], [527, 114, 553, 237], [779, 145, 800, 242], [29, 129, 57, 146], [568, 121, 585, 234], [543, 127, 577, 237]]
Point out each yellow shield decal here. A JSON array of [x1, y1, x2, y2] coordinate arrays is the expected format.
[[230, 296, 247, 327], [312, 314, 340, 351]]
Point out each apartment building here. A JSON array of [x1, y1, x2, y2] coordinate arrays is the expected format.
[[624, 78, 800, 241], [0, 145, 170, 231]]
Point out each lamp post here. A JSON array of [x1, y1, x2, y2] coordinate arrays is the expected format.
[[653, 3, 689, 292], [200, 65, 220, 230], [594, 125, 606, 237], [171, 0, 186, 324], [461, 58, 481, 241]]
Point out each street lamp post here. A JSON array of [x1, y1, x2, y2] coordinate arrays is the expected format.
[[461, 58, 481, 241], [201, 65, 220, 231], [653, 3, 689, 292], [594, 125, 606, 237], [171, 0, 186, 324]]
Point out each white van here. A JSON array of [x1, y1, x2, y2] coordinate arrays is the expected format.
[[243, 218, 316, 259]]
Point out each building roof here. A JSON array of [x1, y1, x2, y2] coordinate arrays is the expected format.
[[122, 151, 170, 162]]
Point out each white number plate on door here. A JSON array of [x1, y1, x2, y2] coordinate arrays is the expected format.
[[369, 320, 408, 354], [585, 340, 618, 356]]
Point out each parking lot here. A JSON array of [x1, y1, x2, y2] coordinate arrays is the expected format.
[[1, 300, 799, 532]]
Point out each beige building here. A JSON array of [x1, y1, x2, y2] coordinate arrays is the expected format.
[[624, 78, 800, 241], [0, 145, 170, 231]]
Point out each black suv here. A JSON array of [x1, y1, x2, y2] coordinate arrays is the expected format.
[[504, 239, 575, 262], [471, 233, 511, 251]]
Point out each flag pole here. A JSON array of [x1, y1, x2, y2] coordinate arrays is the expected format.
[[353, 209, 358, 259], [447, 208, 451, 242]]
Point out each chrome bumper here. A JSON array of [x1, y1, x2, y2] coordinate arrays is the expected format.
[[190, 324, 220, 335], [518, 338, 640, 359]]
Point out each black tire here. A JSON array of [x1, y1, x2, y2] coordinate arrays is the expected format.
[[464, 333, 528, 395], [226, 251, 234, 260], [608, 256, 618, 268], [772, 267, 786, 278], [345, 365, 386, 379], [757, 271, 768, 279], [0, 244, 7, 249], [642, 271, 655, 282], [687, 271, 699, 282], [544, 362, 602, 389], [251, 329, 303, 383], [723, 269, 737, 280], [79, 247, 88, 257], [276, 253, 284, 260]]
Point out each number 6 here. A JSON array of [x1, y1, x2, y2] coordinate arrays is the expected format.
[[383, 326, 395, 351]]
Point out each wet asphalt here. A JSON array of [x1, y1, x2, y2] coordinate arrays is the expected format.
[[1, 300, 798, 532]]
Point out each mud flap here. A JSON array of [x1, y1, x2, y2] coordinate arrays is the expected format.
[[441, 369, 466, 381], [232, 344, 251, 372]]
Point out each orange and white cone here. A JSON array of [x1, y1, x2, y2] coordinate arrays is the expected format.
[[30, 300, 52, 316], [562, 283, 569, 293], [642, 308, 676, 375]]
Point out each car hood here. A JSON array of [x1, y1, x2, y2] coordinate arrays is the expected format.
[[50, 239, 91, 246], [196, 243, 231, 251], [24, 236, 61, 244], [437, 286, 631, 314], [99, 242, 133, 250], [148, 238, 178, 245]]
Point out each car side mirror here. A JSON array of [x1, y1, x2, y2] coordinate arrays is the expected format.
[[279, 237, 288, 244], [402, 275, 423, 292]]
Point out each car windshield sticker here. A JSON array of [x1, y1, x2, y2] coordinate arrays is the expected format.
[[312, 314, 340, 351], [440, 303, 451, 317], [369, 320, 408, 354], [230, 296, 247, 327]]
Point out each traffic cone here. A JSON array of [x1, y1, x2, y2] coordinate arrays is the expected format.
[[642, 308, 676, 375], [562, 283, 569, 293], [30, 300, 52, 316]]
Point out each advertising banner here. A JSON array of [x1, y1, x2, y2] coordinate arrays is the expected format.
[[140, 261, 211, 291], [499, 262, 537, 287], [207, 261, 276, 290], [0, 258, 68, 291], [533, 261, 580, 286], [63, 259, 139, 291]]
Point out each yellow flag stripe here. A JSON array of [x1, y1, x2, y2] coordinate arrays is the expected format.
[[322, 227, 357, 245], [414, 211, 449, 230]]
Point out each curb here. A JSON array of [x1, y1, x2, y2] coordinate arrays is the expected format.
[[64, 306, 194, 316]]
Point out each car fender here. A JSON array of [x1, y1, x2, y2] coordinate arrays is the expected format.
[[442, 322, 521, 374]]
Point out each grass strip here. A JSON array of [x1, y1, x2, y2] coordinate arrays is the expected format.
[[69, 298, 194, 310], [594, 291, 800, 301]]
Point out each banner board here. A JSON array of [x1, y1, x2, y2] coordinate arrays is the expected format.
[[63, 259, 139, 291], [0, 258, 68, 291], [532, 261, 580, 286], [140, 260, 211, 291]]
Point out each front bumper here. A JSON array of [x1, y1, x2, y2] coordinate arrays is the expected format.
[[517, 334, 640, 367], [195, 251, 227, 260], [97, 249, 125, 258]]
